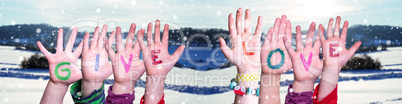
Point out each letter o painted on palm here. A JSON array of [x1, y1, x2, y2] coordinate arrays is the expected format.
[[267, 48, 285, 69]]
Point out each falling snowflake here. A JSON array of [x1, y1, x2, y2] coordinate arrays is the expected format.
[[11, 20, 16, 25], [131, 0, 136, 5], [36, 28, 41, 33], [216, 11, 221, 16], [96, 8, 101, 13], [158, 0, 163, 5]]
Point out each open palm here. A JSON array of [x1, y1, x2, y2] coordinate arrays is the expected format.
[[261, 15, 293, 74], [319, 16, 361, 70], [219, 8, 263, 73], [81, 25, 113, 82], [138, 20, 185, 75], [105, 24, 145, 84], [37, 27, 83, 85], [284, 23, 323, 85]]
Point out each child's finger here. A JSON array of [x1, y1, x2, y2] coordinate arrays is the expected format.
[[244, 9, 252, 35], [278, 15, 287, 39], [285, 20, 292, 44], [236, 8, 243, 35], [98, 25, 108, 51], [318, 24, 326, 43], [219, 37, 232, 60], [65, 27, 78, 52], [348, 41, 361, 58], [254, 16, 263, 39], [37, 41, 51, 57], [137, 29, 147, 50], [154, 20, 161, 44], [340, 20, 349, 41], [283, 37, 296, 58], [333, 16, 341, 38], [73, 39, 84, 59], [161, 24, 170, 45], [83, 32, 89, 52], [305, 22, 316, 48], [116, 27, 124, 52], [326, 18, 334, 38], [146, 23, 154, 47], [295, 26, 303, 52], [90, 26, 100, 49], [171, 45, 185, 62], [228, 13, 237, 41], [56, 28, 64, 53], [126, 23, 136, 50]]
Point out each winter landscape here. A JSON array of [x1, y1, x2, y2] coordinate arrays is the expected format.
[[1, 0, 402, 104], [1, 45, 402, 104]]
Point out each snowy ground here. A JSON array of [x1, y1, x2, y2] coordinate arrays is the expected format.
[[1, 45, 402, 104]]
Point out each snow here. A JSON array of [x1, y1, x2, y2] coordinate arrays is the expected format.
[[0, 45, 402, 103]]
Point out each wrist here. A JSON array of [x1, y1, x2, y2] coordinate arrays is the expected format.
[[49, 79, 70, 87], [112, 81, 135, 94], [260, 73, 281, 87], [81, 80, 104, 97], [320, 66, 341, 86], [292, 80, 315, 92], [237, 67, 260, 74]]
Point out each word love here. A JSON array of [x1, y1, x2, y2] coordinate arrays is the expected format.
[[267, 48, 285, 69], [55, 62, 71, 81], [151, 49, 163, 65], [95, 54, 100, 71], [242, 41, 255, 55], [329, 43, 339, 57], [300, 52, 312, 71], [120, 54, 133, 73]]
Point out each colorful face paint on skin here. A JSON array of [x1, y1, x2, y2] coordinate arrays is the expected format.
[[151, 49, 162, 65], [242, 41, 255, 55], [120, 54, 133, 73], [329, 43, 339, 57], [267, 48, 285, 69], [95, 54, 100, 71], [300, 52, 313, 71], [55, 62, 71, 81]]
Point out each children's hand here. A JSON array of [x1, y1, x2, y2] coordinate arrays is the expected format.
[[138, 20, 185, 75], [38, 27, 84, 104], [283, 23, 323, 92], [261, 15, 293, 75], [219, 8, 263, 74], [81, 25, 113, 97], [37, 27, 83, 86], [104, 24, 146, 94], [316, 16, 361, 101], [319, 16, 362, 70]]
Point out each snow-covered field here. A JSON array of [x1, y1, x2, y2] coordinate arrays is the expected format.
[[1, 45, 402, 104]]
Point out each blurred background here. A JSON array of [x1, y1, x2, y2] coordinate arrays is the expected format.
[[0, 0, 401, 103]]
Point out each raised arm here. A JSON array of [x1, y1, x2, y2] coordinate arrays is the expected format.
[[104, 23, 146, 103], [138, 20, 185, 104], [283, 22, 324, 103], [38, 27, 83, 104], [316, 16, 361, 102], [219, 8, 263, 104], [259, 15, 293, 104]]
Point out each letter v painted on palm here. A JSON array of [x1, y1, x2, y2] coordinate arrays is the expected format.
[[300, 52, 312, 71], [120, 54, 133, 73]]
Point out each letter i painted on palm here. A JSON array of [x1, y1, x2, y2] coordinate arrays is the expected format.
[[95, 54, 100, 71], [300, 52, 312, 71], [120, 54, 133, 73]]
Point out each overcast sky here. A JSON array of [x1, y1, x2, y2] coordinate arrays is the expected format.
[[0, 0, 401, 32]]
